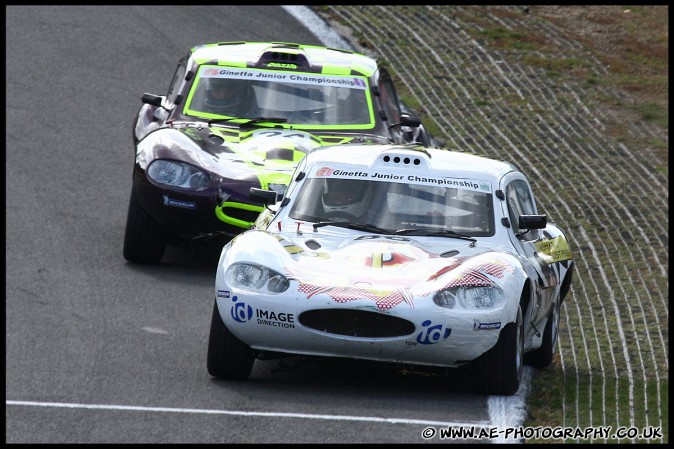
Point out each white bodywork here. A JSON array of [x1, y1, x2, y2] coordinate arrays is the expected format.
[[214, 144, 573, 368]]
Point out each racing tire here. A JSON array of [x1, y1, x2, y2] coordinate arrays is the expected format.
[[526, 300, 560, 368], [207, 300, 255, 380], [123, 189, 166, 264], [471, 306, 523, 395]]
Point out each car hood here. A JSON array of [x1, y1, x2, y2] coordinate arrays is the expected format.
[[225, 230, 524, 309]]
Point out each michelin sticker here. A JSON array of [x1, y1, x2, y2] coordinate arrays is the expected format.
[[163, 195, 196, 210], [474, 320, 501, 330]]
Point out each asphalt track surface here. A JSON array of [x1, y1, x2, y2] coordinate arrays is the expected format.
[[5, 6, 525, 444]]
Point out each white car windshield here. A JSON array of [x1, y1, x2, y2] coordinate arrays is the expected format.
[[288, 173, 495, 237], [184, 66, 374, 128]]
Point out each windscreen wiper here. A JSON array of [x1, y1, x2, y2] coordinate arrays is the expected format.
[[312, 221, 395, 234], [207, 117, 238, 125], [238, 117, 288, 128], [207, 117, 287, 127], [395, 228, 477, 243]]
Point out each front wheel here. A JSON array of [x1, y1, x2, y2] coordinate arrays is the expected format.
[[207, 300, 255, 380], [123, 189, 166, 264], [471, 306, 523, 395]]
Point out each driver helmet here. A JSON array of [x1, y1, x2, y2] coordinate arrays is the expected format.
[[204, 78, 248, 113], [322, 178, 371, 218]]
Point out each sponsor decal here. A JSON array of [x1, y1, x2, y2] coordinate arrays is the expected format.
[[371, 173, 405, 180], [267, 62, 297, 69], [415, 320, 451, 345], [200, 67, 366, 89], [163, 195, 196, 210], [255, 72, 291, 80], [230, 296, 254, 323], [534, 236, 572, 263], [473, 320, 501, 330], [310, 167, 488, 191], [228, 296, 295, 329], [406, 176, 484, 190], [316, 167, 335, 177], [288, 74, 366, 89], [316, 167, 368, 178], [256, 309, 295, 329], [217, 290, 230, 298]]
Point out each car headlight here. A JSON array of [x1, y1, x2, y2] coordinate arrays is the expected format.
[[434, 286, 505, 309], [225, 263, 289, 294], [147, 160, 210, 189]]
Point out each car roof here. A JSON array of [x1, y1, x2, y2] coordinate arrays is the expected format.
[[189, 41, 379, 77], [303, 144, 519, 181]]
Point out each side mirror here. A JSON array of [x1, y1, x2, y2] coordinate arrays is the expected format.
[[518, 214, 547, 230], [388, 112, 421, 130], [250, 187, 278, 206], [399, 112, 421, 128], [141, 93, 164, 107]]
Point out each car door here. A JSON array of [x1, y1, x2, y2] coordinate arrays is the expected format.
[[500, 173, 560, 325]]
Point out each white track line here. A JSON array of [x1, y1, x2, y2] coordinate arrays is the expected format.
[[6, 400, 487, 428]]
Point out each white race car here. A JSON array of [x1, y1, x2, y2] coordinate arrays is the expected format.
[[207, 144, 574, 395]]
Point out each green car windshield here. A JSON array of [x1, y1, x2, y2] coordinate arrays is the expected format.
[[183, 66, 375, 130]]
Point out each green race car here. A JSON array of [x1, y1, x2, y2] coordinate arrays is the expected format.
[[124, 41, 433, 264]]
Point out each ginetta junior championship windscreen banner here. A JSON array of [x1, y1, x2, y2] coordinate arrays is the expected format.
[[200, 66, 368, 90], [311, 165, 492, 193]]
